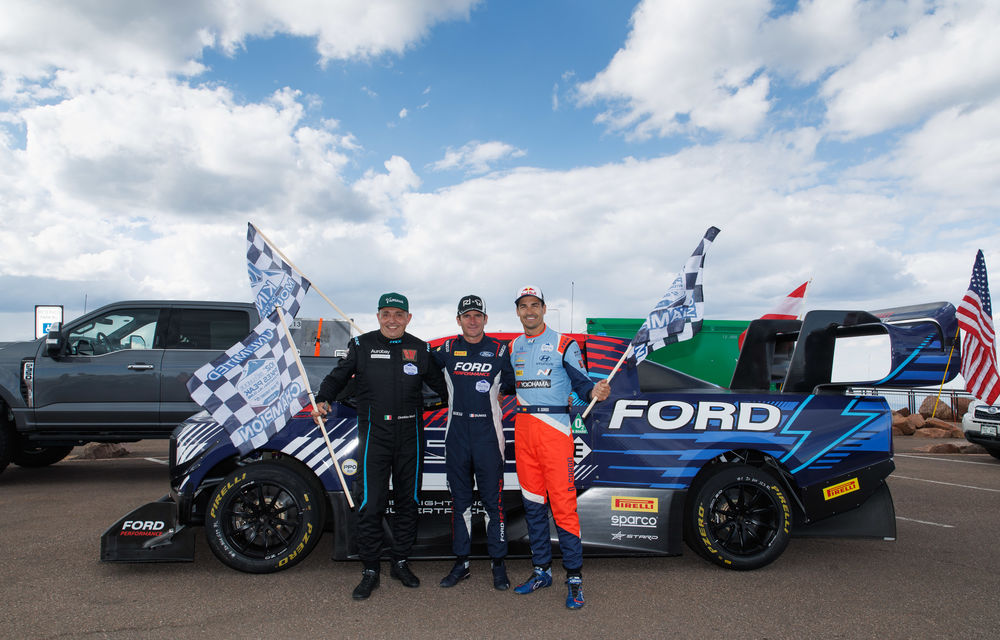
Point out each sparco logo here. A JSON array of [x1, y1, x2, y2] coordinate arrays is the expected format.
[[608, 399, 781, 431], [611, 514, 658, 528], [517, 380, 552, 389]]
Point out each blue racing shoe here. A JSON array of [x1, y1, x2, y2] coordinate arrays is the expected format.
[[513, 566, 552, 594], [565, 576, 584, 609]]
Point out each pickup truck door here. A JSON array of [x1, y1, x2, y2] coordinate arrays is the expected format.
[[30, 307, 165, 436], [159, 307, 253, 428]]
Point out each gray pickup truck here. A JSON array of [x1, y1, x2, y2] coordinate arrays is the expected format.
[[0, 300, 339, 475]]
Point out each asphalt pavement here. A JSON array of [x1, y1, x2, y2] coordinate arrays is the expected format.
[[1, 438, 998, 639]]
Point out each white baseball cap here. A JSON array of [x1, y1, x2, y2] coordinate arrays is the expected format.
[[514, 285, 545, 304]]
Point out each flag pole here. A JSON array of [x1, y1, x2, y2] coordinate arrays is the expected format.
[[581, 343, 633, 419], [251, 222, 364, 334], [931, 326, 961, 419], [275, 305, 355, 509]]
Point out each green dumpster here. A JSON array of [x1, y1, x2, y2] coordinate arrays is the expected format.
[[586, 318, 748, 387]]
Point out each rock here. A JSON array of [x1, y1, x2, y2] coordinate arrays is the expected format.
[[918, 396, 954, 421], [913, 427, 948, 438], [905, 413, 926, 432], [925, 418, 965, 438], [926, 443, 961, 454], [960, 443, 988, 454], [891, 426, 904, 436], [897, 407, 911, 417], [892, 413, 915, 435], [80, 443, 130, 459]]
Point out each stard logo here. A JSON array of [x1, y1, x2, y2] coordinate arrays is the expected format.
[[402, 349, 417, 361]]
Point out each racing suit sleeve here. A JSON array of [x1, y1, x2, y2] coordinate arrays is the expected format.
[[498, 342, 516, 395], [315, 337, 359, 404], [562, 339, 596, 401], [422, 344, 450, 409]]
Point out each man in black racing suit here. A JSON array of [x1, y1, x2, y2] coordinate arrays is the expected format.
[[433, 295, 515, 590], [313, 292, 448, 600]]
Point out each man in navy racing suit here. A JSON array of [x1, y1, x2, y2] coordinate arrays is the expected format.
[[313, 292, 448, 600], [433, 295, 516, 590]]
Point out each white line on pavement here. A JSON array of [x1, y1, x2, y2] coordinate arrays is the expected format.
[[891, 474, 1000, 493], [144, 457, 168, 465], [895, 516, 955, 528], [896, 453, 999, 467]]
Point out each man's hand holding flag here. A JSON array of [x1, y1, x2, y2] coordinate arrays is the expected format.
[[582, 226, 720, 417]]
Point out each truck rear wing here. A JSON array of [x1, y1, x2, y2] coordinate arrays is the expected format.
[[731, 301, 960, 392]]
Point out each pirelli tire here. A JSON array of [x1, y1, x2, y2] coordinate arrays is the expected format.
[[13, 444, 74, 467], [685, 463, 792, 571], [205, 461, 325, 574]]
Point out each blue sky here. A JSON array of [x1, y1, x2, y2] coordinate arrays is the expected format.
[[0, 0, 998, 358]]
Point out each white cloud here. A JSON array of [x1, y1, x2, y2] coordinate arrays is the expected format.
[[577, 0, 1000, 141], [399, 107, 409, 119], [430, 141, 526, 175], [0, 0, 480, 90], [821, 1, 1000, 139], [576, 0, 774, 140]]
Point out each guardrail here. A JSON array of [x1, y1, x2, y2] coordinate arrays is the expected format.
[[850, 387, 975, 417]]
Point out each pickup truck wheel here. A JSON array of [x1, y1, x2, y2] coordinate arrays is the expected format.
[[205, 462, 324, 573], [685, 464, 791, 571], [13, 444, 74, 467]]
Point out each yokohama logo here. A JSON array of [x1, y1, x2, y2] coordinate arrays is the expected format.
[[611, 496, 658, 512]]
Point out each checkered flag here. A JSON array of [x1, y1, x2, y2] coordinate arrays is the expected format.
[[186, 311, 309, 455], [631, 226, 720, 363], [247, 223, 311, 319]]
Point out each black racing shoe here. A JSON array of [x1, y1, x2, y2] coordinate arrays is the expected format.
[[352, 569, 380, 600], [492, 562, 510, 591], [390, 559, 420, 588], [439, 561, 471, 588]]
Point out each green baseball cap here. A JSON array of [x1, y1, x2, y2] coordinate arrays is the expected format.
[[377, 292, 409, 312]]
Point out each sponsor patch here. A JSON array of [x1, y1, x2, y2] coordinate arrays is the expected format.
[[475, 379, 491, 393], [571, 415, 587, 434], [541, 342, 554, 353], [537, 368, 551, 375], [370, 349, 390, 359], [516, 379, 551, 389], [403, 363, 418, 376], [454, 350, 467, 356], [341, 458, 358, 476], [402, 349, 417, 361], [823, 477, 860, 500], [480, 351, 494, 358], [612, 496, 658, 512]]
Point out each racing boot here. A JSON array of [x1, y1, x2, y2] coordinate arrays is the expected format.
[[390, 559, 420, 588], [513, 566, 552, 594], [352, 568, 380, 600], [439, 559, 470, 588], [565, 576, 585, 609], [491, 559, 510, 591]]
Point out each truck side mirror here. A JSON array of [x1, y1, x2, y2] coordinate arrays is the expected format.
[[45, 323, 64, 357]]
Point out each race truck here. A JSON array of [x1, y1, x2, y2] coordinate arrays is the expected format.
[[102, 301, 961, 573], [0, 300, 337, 475]]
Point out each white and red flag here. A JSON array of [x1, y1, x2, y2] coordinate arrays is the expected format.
[[738, 281, 810, 351]]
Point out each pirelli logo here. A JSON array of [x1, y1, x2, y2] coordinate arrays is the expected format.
[[823, 478, 860, 501], [611, 496, 658, 512]]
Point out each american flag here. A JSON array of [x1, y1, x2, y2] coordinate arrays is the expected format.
[[631, 226, 720, 363], [247, 223, 311, 319], [186, 311, 309, 455], [957, 250, 999, 404]]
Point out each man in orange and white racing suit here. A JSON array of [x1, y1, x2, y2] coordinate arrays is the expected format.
[[508, 285, 610, 610]]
